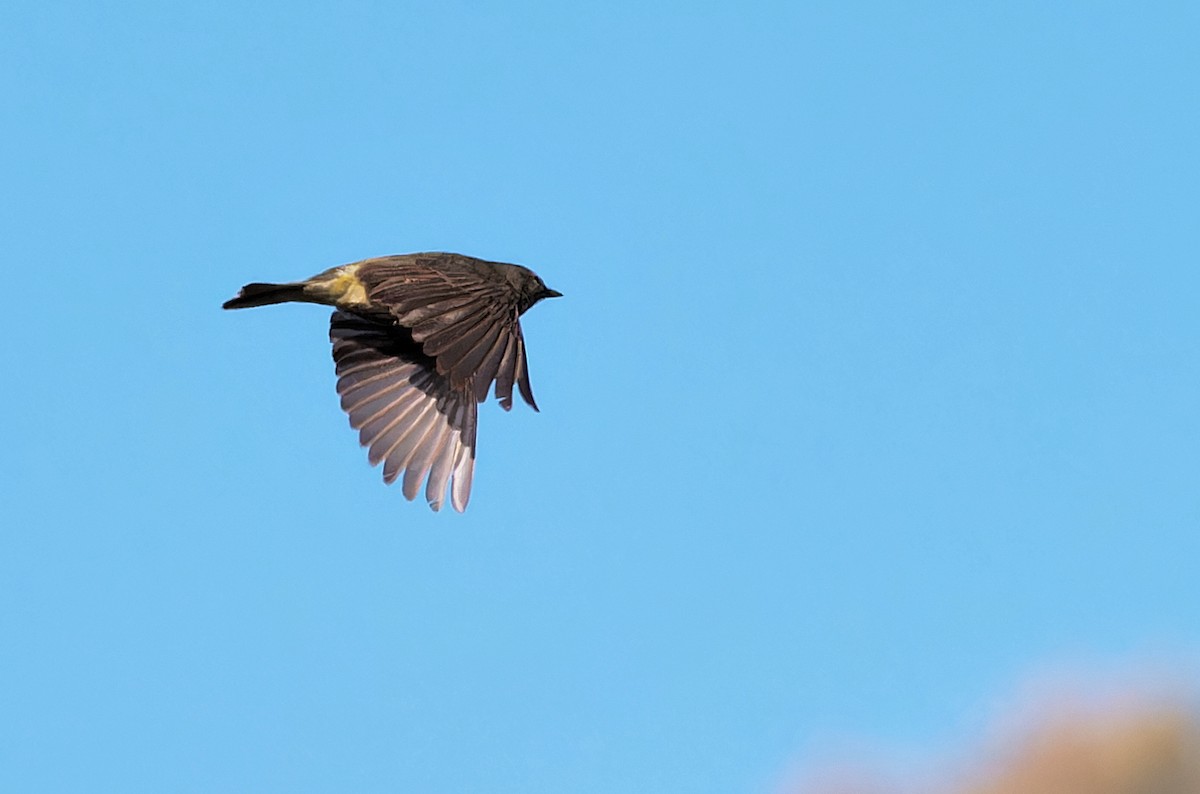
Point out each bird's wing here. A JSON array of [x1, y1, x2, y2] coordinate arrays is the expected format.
[[356, 258, 538, 411], [330, 311, 477, 512]]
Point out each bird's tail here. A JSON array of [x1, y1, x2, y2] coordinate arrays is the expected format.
[[222, 282, 310, 310]]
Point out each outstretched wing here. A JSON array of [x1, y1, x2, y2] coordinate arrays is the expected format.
[[329, 310, 477, 512], [355, 255, 539, 411]]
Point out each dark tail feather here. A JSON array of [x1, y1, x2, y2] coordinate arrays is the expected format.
[[222, 282, 309, 310]]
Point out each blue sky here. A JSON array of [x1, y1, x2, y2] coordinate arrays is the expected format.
[[1, 2, 1197, 791]]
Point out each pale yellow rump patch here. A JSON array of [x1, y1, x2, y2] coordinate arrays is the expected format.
[[306, 263, 370, 308]]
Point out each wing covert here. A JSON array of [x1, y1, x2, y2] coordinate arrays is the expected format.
[[352, 255, 537, 408]]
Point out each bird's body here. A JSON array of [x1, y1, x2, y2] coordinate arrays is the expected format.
[[223, 252, 560, 513]]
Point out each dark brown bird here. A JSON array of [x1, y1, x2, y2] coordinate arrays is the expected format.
[[223, 252, 561, 513]]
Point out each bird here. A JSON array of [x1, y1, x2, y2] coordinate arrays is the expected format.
[[223, 252, 561, 513]]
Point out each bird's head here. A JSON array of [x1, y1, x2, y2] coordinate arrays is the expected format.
[[511, 266, 562, 314]]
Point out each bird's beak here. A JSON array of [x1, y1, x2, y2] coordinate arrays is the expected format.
[[543, 288, 563, 299]]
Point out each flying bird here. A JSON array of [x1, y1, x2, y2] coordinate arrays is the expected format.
[[223, 252, 561, 513]]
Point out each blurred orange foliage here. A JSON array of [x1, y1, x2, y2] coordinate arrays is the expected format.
[[793, 688, 1200, 794], [956, 706, 1200, 794]]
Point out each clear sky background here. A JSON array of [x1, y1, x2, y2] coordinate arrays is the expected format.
[[1, 2, 1197, 792]]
